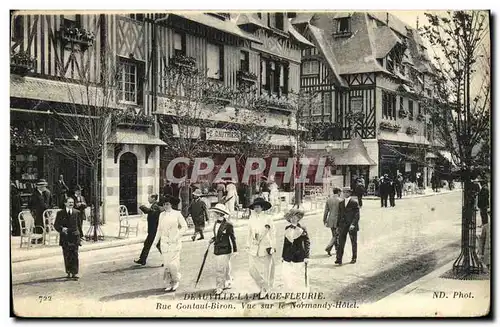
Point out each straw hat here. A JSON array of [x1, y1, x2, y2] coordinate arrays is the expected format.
[[192, 189, 203, 197], [210, 203, 230, 217], [249, 197, 272, 211], [284, 208, 305, 222]]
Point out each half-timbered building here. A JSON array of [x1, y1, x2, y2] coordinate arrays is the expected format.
[[10, 11, 312, 223], [292, 12, 440, 188]]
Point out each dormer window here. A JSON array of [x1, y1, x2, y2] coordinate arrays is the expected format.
[[268, 13, 285, 31], [334, 17, 351, 36], [338, 18, 350, 33]]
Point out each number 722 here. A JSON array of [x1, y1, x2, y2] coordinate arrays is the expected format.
[[38, 295, 52, 303]]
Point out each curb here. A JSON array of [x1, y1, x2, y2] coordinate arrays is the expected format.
[[364, 189, 461, 201], [11, 208, 322, 264]]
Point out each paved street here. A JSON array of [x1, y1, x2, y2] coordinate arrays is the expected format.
[[12, 192, 463, 317]]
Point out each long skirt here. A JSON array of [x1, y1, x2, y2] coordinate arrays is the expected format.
[[215, 254, 232, 289], [282, 261, 309, 293], [162, 249, 181, 286], [249, 254, 275, 291], [62, 244, 79, 275]]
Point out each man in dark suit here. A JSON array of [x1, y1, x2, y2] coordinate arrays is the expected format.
[[72, 185, 87, 231], [478, 181, 490, 225], [379, 175, 390, 208], [54, 197, 83, 279], [189, 189, 209, 241], [29, 179, 52, 242], [134, 194, 163, 266], [335, 187, 360, 265], [54, 174, 69, 208]]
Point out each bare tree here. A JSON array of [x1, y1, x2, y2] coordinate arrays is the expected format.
[[51, 52, 122, 241], [421, 10, 490, 275]]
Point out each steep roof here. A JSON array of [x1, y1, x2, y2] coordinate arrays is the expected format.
[[335, 136, 377, 166], [373, 25, 402, 58], [306, 24, 348, 87]]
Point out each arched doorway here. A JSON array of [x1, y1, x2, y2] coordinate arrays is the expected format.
[[119, 152, 138, 214]]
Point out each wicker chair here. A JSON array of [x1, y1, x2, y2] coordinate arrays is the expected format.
[[42, 209, 60, 245], [18, 211, 45, 248]]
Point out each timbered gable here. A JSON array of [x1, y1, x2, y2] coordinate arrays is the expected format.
[[344, 73, 376, 86], [11, 14, 103, 82]]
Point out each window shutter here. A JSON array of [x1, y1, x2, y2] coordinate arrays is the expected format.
[[219, 46, 224, 81], [284, 64, 289, 94], [266, 60, 271, 93], [137, 62, 145, 106]]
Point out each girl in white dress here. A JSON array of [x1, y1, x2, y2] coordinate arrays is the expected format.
[[152, 195, 188, 292], [246, 197, 275, 299]]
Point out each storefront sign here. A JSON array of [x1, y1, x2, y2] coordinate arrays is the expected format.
[[206, 128, 240, 142], [172, 124, 201, 139]]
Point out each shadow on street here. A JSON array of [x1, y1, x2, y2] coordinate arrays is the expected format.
[[101, 265, 162, 274], [99, 288, 166, 302], [14, 276, 74, 286], [332, 241, 460, 304]]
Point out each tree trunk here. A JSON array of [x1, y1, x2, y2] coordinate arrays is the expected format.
[[93, 165, 100, 242], [453, 171, 483, 274]]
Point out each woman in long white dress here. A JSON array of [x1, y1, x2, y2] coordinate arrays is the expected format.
[[225, 181, 238, 218], [152, 195, 188, 292], [246, 197, 275, 299]]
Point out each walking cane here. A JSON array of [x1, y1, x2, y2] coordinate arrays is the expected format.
[[195, 242, 212, 288], [304, 261, 308, 288]]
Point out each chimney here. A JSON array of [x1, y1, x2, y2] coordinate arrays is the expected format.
[[386, 13, 389, 25]]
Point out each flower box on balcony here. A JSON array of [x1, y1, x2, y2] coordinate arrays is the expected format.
[[10, 51, 36, 76], [113, 111, 154, 128], [203, 86, 234, 106], [417, 113, 425, 122], [379, 121, 401, 132], [406, 126, 418, 135], [237, 70, 258, 84], [59, 26, 95, 50], [255, 96, 295, 111], [170, 54, 197, 73], [398, 110, 409, 119]]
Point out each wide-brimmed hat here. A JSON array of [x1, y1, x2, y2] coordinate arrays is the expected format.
[[159, 195, 180, 206], [210, 203, 230, 217], [284, 208, 305, 222], [36, 179, 48, 186], [249, 197, 272, 211], [192, 189, 203, 197]]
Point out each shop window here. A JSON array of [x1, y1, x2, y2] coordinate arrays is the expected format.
[[207, 43, 223, 80], [174, 32, 186, 56], [301, 60, 319, 75], [382, 91, 396, 120], [117, 58, 144, 105], [240, 50, 249, 72]]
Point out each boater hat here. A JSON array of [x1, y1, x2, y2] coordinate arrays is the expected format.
[[210, 203, 230, 217], [192, 189, 203, 197], [36, 179, 48, 186], [249, 197, 272, 211], [284, 208, 305, 222]]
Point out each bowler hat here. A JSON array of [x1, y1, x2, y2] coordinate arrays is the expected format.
[[210, 203, 230, 217], [249, 197, 272, 211], [284, 208, 305, 222]]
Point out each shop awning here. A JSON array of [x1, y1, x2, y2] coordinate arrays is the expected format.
[[109, 130, 167, 146], [334, 136, 377, 166], [379, 131, 430, 146]]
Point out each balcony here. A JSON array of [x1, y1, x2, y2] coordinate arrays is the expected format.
[[237, 70, 258, 85], [202, 81, 234, 106], [406, 126, 419, 135], [112, 110, 155, 129], [254, 94, 296, 112], [10, 51, 36, 76], [379, 121, 401, 133], [58, 26, 95, 51]]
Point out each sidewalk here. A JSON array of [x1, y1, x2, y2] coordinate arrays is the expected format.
[[364, 187, 461, 200], [11, 202, 322, 263], [368, 259, 490, 317]]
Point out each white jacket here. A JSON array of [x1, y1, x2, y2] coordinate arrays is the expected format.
[[247, 212, 275, 257], [153, 209, 188, 252]]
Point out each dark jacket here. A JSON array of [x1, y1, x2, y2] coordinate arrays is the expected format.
[[212, 219, 237, 255], [338, 198, 360, 231], [139, 202, 162, 234], [54, 180, 69, 197], [29, 189, 52, 224], [189, 199, 208, 226], [163, 185, 173, 197], [354, 183, 365, 197], [54, 208, 83, 247], [282, 224, 310, 263], [389, 182, 396, 198], [379, 179, 390, 196], [478, 187, 490, 209]]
